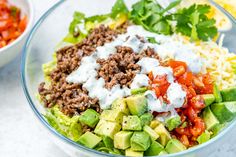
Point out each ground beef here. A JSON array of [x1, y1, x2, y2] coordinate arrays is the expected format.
[[38, 25, 119, 116], [97, 46, 160, 89], [38, 23, 161, 116]]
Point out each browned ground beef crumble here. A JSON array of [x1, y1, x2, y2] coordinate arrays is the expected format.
[[38, 24, 161, 116]]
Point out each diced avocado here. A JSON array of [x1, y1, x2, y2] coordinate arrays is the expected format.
[[202, 94, 215, 107], [143, 125, 159, 140], [221, 88, 236, 102], [94, 120, 121, 139], [131, 87, 147, 95], [140, 113, 153, 126], [125, 148, 143, 157], [165, 116, 181, 131], [101, 110, 125, 123], [112, 98, 130, 115], [197, 130, 211, 144], [144, 141, 164, 156], [79, 109, 100, 128], [68, 116, 83, 141], [150, 120, 161, 129], [159, 150, 168, 155], [203, 107, 219, 130], [102, 136, 114, 149], [211, 101, 236, 123], [165, 139, 186, 154], [211, 123, 225, 137], [213, 84, 222, 103], [125, 95, 147, 116], [154, 124, 171, 146], [114, 131, 133, 150], [78, 132, 102, 148], [122, 116, 142, 131], [130, 132, 151, 151]]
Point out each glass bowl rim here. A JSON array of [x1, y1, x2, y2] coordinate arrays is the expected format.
[[20, 0, 236, 156]]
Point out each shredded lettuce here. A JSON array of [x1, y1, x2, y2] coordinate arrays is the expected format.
[[44, 106, 82, 141], [42, 53, 57, 83], [64, 0, 128, 44]]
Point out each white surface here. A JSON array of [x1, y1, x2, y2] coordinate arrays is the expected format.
[[0, 0, 236, 157]]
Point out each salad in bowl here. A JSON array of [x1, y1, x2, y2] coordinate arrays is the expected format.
[[33, 0, 236, 156]]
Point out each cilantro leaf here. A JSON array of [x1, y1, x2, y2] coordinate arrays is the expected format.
[[130, 0, 180, 35], [111, 0, 129, 18], [175, 4, 217, 41]]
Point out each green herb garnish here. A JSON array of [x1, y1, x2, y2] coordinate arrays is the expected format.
[[174, 4, 217, 41], [130, 0, 181, 35]]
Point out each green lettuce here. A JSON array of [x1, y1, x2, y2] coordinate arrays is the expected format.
[[64, 0, 129, 44], [44, 106, 82, 141]]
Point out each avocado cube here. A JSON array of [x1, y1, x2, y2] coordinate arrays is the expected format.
[[79, 109, 100, 128], [125, 148, 143, 157], [94, 120, 121, 139], [165, 115, 181, 131], [143, 125, 159, 140], [68, 116, 83, 141], [197, 130, 211, 144], [130, 132, 151, 151], [203, 107, 219, 130], [154, 124, 171, 146], [144, 141, 164, 156], [159, 150, 168, 155], [101, 110, 125, 123], [213, 84, 222, 103], [122, 116, 142, 131], [125, 95, 147, 116], [102, 136, 114, 149], [114, 131, 133, 150], [140, 113, 153, 126], [211, 123, 225, 137], [150, 120, 161, 129], [165, 139, 186, 154], [221, 88, 236, 102], [202, 94, 215, 107], [112, 98, 130, 114], [78, 132, 102, 148], [211, 101, 236, 123]]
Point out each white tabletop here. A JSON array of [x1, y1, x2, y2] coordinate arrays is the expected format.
[[0, 0, 236, 157]]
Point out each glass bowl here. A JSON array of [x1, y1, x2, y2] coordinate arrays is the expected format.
[[21, 0, 236, 157]]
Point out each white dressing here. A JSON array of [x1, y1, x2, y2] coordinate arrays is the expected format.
[[152, 66, 174, 83], [66, 25, 202, 110], [130, 74, 149, 89], [137, 57, 160, 74], [167, 82, 186, 108]]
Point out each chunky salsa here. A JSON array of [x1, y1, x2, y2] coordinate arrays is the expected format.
[[0, 0, 27, 48]]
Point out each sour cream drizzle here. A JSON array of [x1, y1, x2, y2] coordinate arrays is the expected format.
[[66, 25, 201, 109]]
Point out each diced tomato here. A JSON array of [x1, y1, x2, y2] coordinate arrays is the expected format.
[[175, 127, 191, 136], [173, 65, 186, 77], [190, 117, 205, 137], [0, 0, 27, 48], [184, 106, 197, 122], [153, 86, 160, 97], [19, 16, 27, 32], [190, 95, 205, 110], [153, 74, 168, 86], [180, 135, 190, 147], [169, 60, 187, 70], [148, 71, 154, 80]]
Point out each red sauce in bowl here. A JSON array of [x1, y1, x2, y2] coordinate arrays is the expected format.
[[0, 0, 27, 48]]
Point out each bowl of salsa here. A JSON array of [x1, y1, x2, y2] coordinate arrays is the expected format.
[[0, 0, 34, 68]]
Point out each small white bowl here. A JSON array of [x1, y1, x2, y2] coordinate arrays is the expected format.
[[0, 0, 34, 68]]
